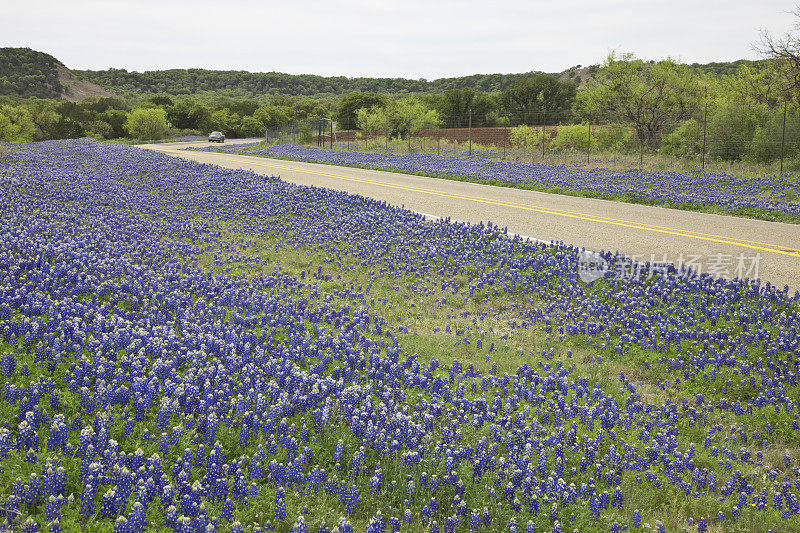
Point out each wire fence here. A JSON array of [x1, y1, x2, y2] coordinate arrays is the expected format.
[[263, 102, 800, 175]]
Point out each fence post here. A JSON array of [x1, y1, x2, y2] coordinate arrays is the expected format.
[[330, 120, 334, 149], [702, 92, 708, 170], [542, 112, 546, 159], [468, 109, 473, 157], [437, 134, 440, 156], [780, 99, 787, 175], [587, 123, 591, 165], [639, 135, 643, 170], [265, 127, 268, 145]]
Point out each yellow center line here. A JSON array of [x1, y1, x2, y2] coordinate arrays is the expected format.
[[160, 147, 800, 259]]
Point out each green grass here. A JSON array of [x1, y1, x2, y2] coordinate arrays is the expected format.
[[155, 220, 799, 531], [3, 205, 798, 532]]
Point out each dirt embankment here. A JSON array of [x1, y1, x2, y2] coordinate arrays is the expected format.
[[57, 65, 119, 101]]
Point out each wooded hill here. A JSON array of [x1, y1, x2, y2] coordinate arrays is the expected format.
[[0, 48, 64, 99], [0, 47, 768, 101]]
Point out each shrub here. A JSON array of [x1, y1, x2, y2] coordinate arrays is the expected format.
[[746, 105, 800, 163], [239, 115, 264, 138], [661, 119, 702, 158], [593, 123, 635, 153], [551, 123, 595, 152], [509, 125, 547, 150], [707, 104, 762, 161], [125, 108, 169, 140], [0, 104, 36, 142]]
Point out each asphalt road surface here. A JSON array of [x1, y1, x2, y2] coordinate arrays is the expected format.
[[140, 140, 800, 292]]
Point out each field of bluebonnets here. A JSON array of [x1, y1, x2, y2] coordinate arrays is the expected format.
[[187, 142, 800, 224], [1, 138, 800, 533]]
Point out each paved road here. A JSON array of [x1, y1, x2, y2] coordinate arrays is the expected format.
[[140, 140, 800, 291]]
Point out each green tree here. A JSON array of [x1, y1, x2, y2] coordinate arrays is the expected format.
[[722, 63, 787, 108], [168, 99, 198, 130], [83, 96, 127, 114], [49, 116, 85, 139], [254, 105, 290, 128], [355, 106, 390, 148], [99, 109, 128, 139], [87, 120, 114, 139], [209, 108, 238, 135], [499, 75, 576, 125], [32, 106, 61, 140], [239, 115, 265, 138], [390, 97, 441, 139], [576, 52, 701, 146], [290, 98, 329, 121], [189, 102, 214, 133], [0, 104, 36, 142], [125, 107, 169, 140], [335, 92, 386, 130], [434, 88, 497, 127], [149, 94, 174, 108]]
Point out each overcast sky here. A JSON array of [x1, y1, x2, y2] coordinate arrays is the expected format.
[[2, 0, 797, 79]]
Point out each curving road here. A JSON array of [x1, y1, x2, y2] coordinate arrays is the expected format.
[[139, 140, 800, 291]]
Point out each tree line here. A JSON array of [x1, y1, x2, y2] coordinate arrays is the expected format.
[[2, 32, 799, 168], [0, 94, 334, 143], [72, 67, 562, 100]]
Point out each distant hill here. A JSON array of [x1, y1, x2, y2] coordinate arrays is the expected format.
[[1, 47, 772, 101], [0, 48, 64, 98], [0, 47, 118, 100], [72, 60, 771, 100], [689, 58, 769, 76], [71, 68, 553, 99]]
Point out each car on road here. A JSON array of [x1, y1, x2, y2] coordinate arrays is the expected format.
[[208, 131, 225, 143]]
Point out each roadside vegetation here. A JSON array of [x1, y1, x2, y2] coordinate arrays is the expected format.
[[2, 139, 800, 533], [3, 16, 800, 178]]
